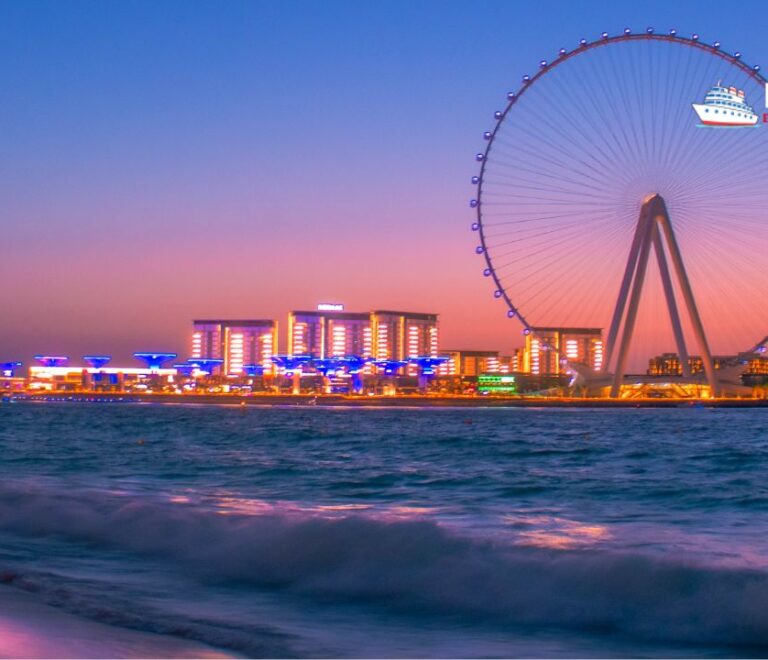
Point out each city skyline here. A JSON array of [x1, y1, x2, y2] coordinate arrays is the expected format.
[[2, 1, 767, 367]]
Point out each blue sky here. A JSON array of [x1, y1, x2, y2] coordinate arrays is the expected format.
[[1, 0, 765, 361]]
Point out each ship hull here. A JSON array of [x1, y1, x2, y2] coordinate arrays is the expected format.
[[692, 103, 758, 127]]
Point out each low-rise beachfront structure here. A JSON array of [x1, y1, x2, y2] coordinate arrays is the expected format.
[[27, 365, 178, 392]]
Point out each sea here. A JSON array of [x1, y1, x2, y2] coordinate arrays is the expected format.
[[1, 401, 768, 658]]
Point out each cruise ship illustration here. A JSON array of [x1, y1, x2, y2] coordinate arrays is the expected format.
[[692, 82, 759, 127]]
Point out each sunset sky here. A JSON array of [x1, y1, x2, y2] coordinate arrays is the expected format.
[[2, 0, 766, 364]]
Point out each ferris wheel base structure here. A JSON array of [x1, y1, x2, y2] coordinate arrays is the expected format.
[[600, 194, 718, 397]]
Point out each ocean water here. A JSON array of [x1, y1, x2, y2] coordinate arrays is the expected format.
[[1, 401, 768, 657]]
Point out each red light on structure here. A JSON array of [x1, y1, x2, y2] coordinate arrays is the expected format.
[[763, 113, 768, 123]]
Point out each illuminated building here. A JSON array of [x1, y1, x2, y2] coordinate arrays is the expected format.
[[438, 350, 501, 377], [371, 311, 438, 362], [371, 311, 439, 376], [647, 353, 728, 376], [523, 327, 603, 375], [191, 322, 222, 360], [647, 352, 686, 376], [287, 308, 438, 360], [744, 357, 768, 375], [742, 355, 768, 386], [511, 349, 524, 373], [192, 320, 277, 375], [288, 310, 371, 358]]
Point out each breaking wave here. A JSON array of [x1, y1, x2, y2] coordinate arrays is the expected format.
[[1, 480, 768, 651]]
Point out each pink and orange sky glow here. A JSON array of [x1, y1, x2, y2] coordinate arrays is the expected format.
[[2, 1, 767, 366]]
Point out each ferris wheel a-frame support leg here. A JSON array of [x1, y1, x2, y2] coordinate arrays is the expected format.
[[606, 194, 718, 397], [651, 222, 691, 378], [601, 205, 649, 373], [657, 209, 718, 396], [610, 204, 654, 397]]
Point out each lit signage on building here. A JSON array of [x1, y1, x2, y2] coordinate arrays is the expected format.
[[317, 303, 344, 312]]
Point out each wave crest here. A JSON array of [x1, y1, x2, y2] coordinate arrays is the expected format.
[[2, 482, 767, 649]]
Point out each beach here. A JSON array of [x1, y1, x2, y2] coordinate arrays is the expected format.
[[0, 585, 232, 659]]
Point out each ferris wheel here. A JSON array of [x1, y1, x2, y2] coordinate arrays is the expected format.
[[472, 28, 768, 394]]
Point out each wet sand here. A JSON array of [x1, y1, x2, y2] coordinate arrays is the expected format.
[[0, 586, 234, 659]]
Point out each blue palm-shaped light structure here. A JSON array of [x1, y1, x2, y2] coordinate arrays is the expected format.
[[371, 359, 408, 375], [187, 358, 224, 375], [371, 359, 408, 395], [342, 355, 372, 393], [312, 357, 345, 393], [1, 362, 22, 378], [133, 352, 177, 371], [272, 355, 313, 393], [242, 364, 266, 377], [408, 356, 450, 391], [34, 355, 69, 368], [271, 355, 312, 375], [83, 355, 111, 385], [83, 355, 111, 369], [312, 358, 344, 377]]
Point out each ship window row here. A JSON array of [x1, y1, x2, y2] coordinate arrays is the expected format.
[[706, 96, 745, 105], [705, 97, 747, 107], [703, 108, 751, 118], [705, 101, 751, 111]]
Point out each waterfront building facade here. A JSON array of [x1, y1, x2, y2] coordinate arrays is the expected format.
[[192, 319, 277, 375], [522, 327, 603, 375], [288, 309, 439, 363], [439, 350, 502, 377], [371, 310, 438, 362], [288, 310, 372, 358]]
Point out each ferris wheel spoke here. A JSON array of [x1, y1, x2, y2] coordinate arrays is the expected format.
[[521, 225, 629, 325], [546, 49, 645, 177], [484, 214, 617, 240], [487, 131, 621, 190], [485, 216, 619, 255], [484, 159, 617, 196], [500, 95, 632, 185]]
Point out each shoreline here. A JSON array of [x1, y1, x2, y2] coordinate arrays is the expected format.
[[0, 585, 234, 659], [7, 392, 768, 408]]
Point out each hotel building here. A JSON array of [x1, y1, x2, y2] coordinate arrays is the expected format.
[[287, 308, 439, 367], [372, 311, 438, 362], [522, 327, 603, 375], [647, 352, 731, 377], [439, 350, 504, 377], [288, 310, 373, 358], [192, 319, 277, 375]]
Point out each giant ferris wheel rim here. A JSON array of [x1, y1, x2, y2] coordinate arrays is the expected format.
[[472, 30, 767, 335]]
